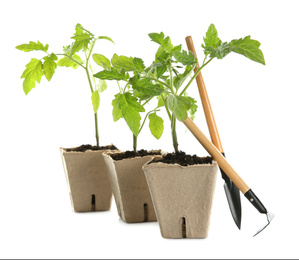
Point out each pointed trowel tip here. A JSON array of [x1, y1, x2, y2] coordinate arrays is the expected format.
[[224, 181, 242, 230]]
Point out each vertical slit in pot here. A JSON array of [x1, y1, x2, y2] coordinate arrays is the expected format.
[[144, 203, 149, 222], [91, 194, 96, 211], [181, 217, 187, 238]]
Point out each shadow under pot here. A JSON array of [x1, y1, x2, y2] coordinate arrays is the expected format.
[[142, 153, 218, 239], [102, 150, 162, 223], [60, 144, 118, 212]]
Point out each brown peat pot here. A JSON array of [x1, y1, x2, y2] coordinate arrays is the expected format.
[[103, 150, 161, 223], [143, 155, 218, 239], [60, 144, 117, 212]]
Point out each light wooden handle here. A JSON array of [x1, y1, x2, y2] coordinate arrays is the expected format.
[[183, 117, 250, 194], [185, 36, 224, 153]]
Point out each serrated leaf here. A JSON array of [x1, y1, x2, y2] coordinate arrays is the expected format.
[[229, 36, 265, 65], [148, 32, 173, 52], [43, 53, 58, 81], [21, 58, 43, 95], [173, 50, 197, 65], [93, 68, 122, 80], [16, 41, 49, 53], [171, 44, 182, 53], [91, 91, 100, 112], [57, 54, 84, 69], [133, 57, 145, 71], [173, 65, 193, 90], [131, 78, 164, 96], [202, 42, 231, 59], [98, 36, 114, 43], [203, 24, 221, 49], [149, 113, 164, 139], [111, 54, 135, 71], [166, 94, 191, 121], [117, 92, 145, 136], [112, 94, 122, 122], [184, 96, 198, 120], [70, 33, 93, 56], [93, 54, 111, 70]]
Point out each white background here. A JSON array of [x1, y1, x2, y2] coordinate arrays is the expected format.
[[1, 0, 298, 259]]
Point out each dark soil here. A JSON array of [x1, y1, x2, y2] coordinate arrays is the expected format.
[[150, 151, 213, 166], [65, 144, 118, 152], [110, 149, 161, 161]]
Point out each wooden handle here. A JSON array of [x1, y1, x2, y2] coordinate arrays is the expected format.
[[183, 117, 250, 194], [185, 36, 224, 153]]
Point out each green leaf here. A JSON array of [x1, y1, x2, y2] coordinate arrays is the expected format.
[[93, 68, 122, 80], [111, 54, 135, 71], [112, 94, 123, 122], [173, 65, 193, 90], [149, 113, 164, 139], [133, 57, 145, 71], [203, 24, 221, 49], [91, 91, 100, 112], [148, 32, 173, 52], [117, 92, 145, 136], [98, 36, 114, 43], [93, 54, 111, 70], [173, 50, 197, 65], [184, 96, 198, 120], [70, 33, 93, 56], [16, 41, 49, 53], [21, 58, 43, 95], [166, 94, 191, 121], [131, 78, 164, 96], [43, 53, 58, 81], [229, 36, 265, 65], [97, 79, 108, 93], [203, 42, 231, 59], [57, 54, 84, 69], [156, 96, 165, 108]]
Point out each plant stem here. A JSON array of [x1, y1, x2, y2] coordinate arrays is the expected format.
[[179, 58, 213, 96], [171, 114, 179, 153], [167, 65, 175, 94], [133, 134, 138, 153], [161, 94, 171, 121], [94, 112, 99, 147], [84, 40, 100, 147], [56, 54, 86, 69]]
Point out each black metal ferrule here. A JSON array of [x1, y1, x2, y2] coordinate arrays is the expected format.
[[244, 189, 267, 214]]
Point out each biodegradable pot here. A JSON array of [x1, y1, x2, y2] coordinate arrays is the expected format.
[[60, 145, 116, 212], [143, 160, 218, 239], [103, 151, 161, 223]]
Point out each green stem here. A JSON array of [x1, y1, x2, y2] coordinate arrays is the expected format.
[[138, 108, 159, 135], [167, 65, 175, 94], [84, 40, 100, 147], [179, 58, 213, 96], [56, 54, 86, 69], [133, 134, 138, 153], [171, 114, 179, 153], [145, 75, 171, 89], [161, 94, 171, 121], [94, 112, 99, 147]]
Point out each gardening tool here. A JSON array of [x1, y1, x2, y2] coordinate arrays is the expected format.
[[183, 117, 274, 236], [185, 36, 242, 229]]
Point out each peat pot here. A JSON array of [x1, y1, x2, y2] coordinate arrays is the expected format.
[[103, 150, 161, 223], [143, 157, 218, 239], [60, 144, 117, 212]]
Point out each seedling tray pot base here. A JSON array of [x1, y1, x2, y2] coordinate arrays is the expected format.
[[103, 152, 159, 223], [143, 161, 218, 239], [60, 147, 114, 212]]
